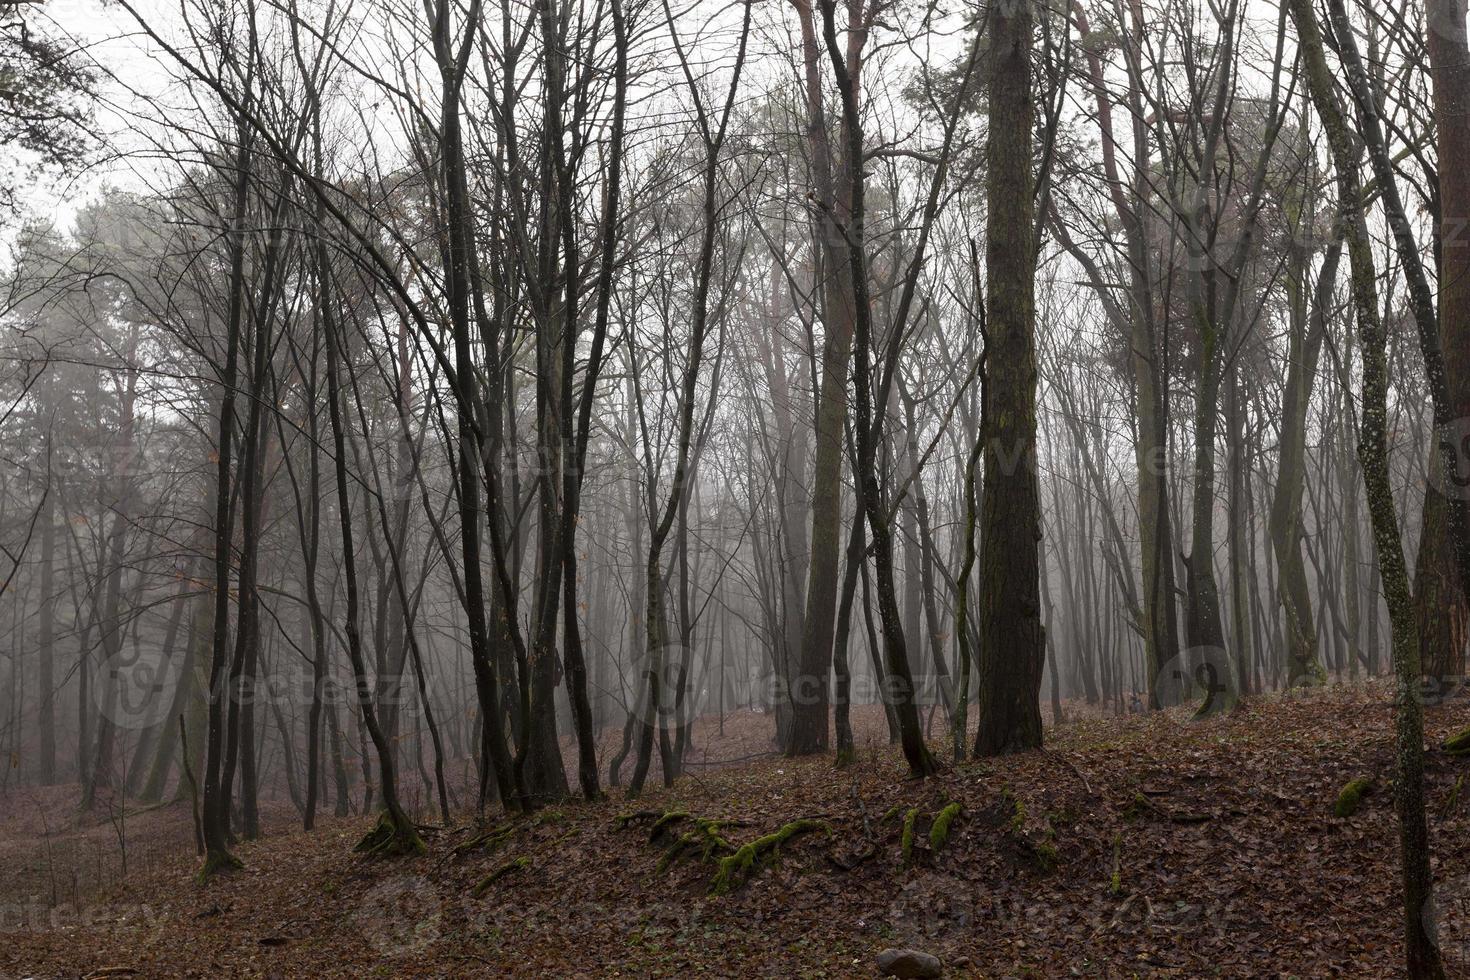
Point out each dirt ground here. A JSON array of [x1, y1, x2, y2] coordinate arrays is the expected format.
[[2, 683, 1468, 978]]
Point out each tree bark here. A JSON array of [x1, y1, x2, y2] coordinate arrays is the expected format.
[[975, 0, 1045, 757]]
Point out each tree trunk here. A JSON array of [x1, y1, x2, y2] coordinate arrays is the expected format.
[[1287, 0, 1444, 971], [789, 0, 859, 757], [975, 0, 1044, 757], [1418, 0, 1470, 684]]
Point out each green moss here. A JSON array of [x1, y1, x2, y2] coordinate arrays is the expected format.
[[472, 856, 530, 897], [1023, 814, 1060, 873], [354, 809, 427, 857], [1310, 659, 1329, 685], [709, 819, 830, 895], [1032, 839, 1059, 871], [998, 789, 1058, 872], [835, 748, 856, 769], [656, 817, 734, 873], [197, 847, 243, 882], [1009, 794, 1028, 833], [452, 821, 517, 859], [900, 807, 921, 865], [1445, 726, 1470, 756], [929, 802, 963, 853], [649, 810, 692, 842], [1334, 777, 1373, 818]]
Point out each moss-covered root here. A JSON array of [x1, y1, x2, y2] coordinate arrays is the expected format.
[[355, 808, 428, 857], [1334, 777, 1374, 818], [197, 847, 243, 882], [451, 822, 517, 859], [929, 803, 963, 854], [1002, 789, 1057, 871], [657, 818, 735, 873], [1445, 725, 1470, 756], [471, 856, 530, 898], [900, 808, 921, 865], [616, 809, 699, 844], [648, 810, 692, 843], [710, 819, 831, 895]]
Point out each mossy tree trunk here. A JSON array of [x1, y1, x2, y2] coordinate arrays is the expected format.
[[1287, 0, 1443, 972]]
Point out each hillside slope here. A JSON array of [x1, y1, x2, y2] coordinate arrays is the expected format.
[[4, 683, 1469, 978]]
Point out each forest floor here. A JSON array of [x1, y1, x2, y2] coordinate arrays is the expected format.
[[3, 681, 1470, 978]]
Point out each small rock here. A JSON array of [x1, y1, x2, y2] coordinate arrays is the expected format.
[[876, 947, 943, 979]]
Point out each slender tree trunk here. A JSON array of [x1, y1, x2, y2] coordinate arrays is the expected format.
[[813, 0, 936, 777], [1287, 0, 1443, 971], [789, 0, 859, 757], [37, 483, 56, 784], [321, 235, 422, 856]]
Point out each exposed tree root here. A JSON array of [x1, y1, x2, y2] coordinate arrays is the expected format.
[[614, 810, 665, 831], [896, 803, 963, 866], [354, 809, 426, 857], [1444, 775, 1465, 819], [929, 802, 963, 852], [471, 857, 530, 897], [620, 810, 830, 894], [655, 816, 739, 873], [709, 819, 830, 895], [450, 822, 518, 860], [900, 808, 921, 865], [197, 847, 243, 882]]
